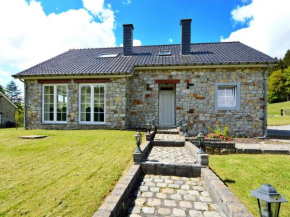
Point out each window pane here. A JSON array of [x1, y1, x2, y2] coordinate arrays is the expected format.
[[218, 96, 226, 106], [226, 96, 235, 106], [225, 88, 235, 96], [218, 88, 226, 96], [56, 85, 67, 121]]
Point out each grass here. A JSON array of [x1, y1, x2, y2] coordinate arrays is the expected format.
[[267, 101, 290, 125], [268, 116, 290, 126], [210, 155, 290, 217], [0, 128, 137, 217], [268, 101, 290, 115]]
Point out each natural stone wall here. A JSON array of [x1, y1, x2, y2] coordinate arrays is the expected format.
[[0, 95, 16, 124], [24, 78, 129, 130], [129, 68, 265, 137]]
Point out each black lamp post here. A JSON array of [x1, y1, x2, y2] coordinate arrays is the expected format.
[[197, 132, 205, 154], [183, 123, 189, 137], [151, 118, 155, 128], [135, 131, 142, 153], [146, 122, 151, 135], [252, 184, 288, 217], [179, 119, 182, 127]]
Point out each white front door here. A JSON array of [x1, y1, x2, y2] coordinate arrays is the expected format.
[[159, 90, 175, 126]]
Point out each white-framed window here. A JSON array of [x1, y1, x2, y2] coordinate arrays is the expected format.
[[79, 84, 106, 124], [42, 84, 68, 123], [215, 83, 240, 110]]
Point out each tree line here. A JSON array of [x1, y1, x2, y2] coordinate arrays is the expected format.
[[268, 49, 290, 103]]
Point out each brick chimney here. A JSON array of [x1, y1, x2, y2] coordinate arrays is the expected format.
[[123, 24, 134, 56], [180, 19, 192, 55]]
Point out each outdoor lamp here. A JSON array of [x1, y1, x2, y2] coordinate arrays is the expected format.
[[151, 118, 155, 128], [179, 119, 182, 127], [146, 122, 151, 135], [134, 131, 142, 153], [183, 123, 189, 137], [197, 132, 205, 154], [252, 184, 288, 217]]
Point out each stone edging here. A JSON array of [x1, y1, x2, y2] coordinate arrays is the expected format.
[[92, 165, 141, 217], [201, 168, 254, 217]]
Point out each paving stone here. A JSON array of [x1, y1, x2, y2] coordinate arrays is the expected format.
[[200, 196, 212, 203], [162, 188, 175, 194], [139, 186, 148, 191], [176, 190, 187, 195], [150, 187, 160, 192], [201, 191, 210, 197], [157, 183, 167, 188], [158, 208, 171, 215], [189, 210, 203, 217], [142, 206, 155, 214], [165, 179, 174, 184], [171, 176, 181, 180], [181, 177, 190, 181], [128, 206, 141, 214], [169, 184, 180, 189], [170, 194, 182, 200], [181, 185, 190, 190], [156, 193, 167, 199], [210, 204, 220, 211], [154, 178, 164, 183], [193, 186, 204, 192], [143, 178, 152, 182], [172, 208, 186, 216], [184, 194, 196, 201], [147, 198, 161, 206], [145, 182, 156, 187], [191, 178, 200, 182], [186, 181, 197, 185], [164, 199, 177, 207], [203, 211, 221, 217], [188, 190, 199, 196], [128, 214, 142, 217], [135, 198, 146, 206], [174, 180, 184, 185], [179, 201, 192, 208], [141, 192, 153, 197], [194, 202, 209, 211]]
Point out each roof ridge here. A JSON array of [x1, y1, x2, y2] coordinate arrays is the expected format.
[[69, 41, 241, 51]]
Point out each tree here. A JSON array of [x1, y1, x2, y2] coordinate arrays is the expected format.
[[268, 69, 286, 103], [283, 49, 290, 68], [5, 80, 22, 103], [0, 85, 4, 94], [284, 66, 290, 101]]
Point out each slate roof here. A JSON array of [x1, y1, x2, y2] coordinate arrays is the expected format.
[[13, 42, 276, 78]]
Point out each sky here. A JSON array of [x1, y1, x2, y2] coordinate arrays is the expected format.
[[0, 0, 290, 92]]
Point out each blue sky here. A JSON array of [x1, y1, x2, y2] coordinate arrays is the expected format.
[[0, 0, 290, 92]]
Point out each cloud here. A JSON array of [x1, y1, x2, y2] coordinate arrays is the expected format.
[[123, 0, 131, 5], [120, 39, 142, 47], [0, 0, 116, 70], [221, 0, 290, 58], [0, 67, 13, 85], [169, 38, 173, 43]]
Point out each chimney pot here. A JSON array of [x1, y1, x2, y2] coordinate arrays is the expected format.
[[180, 19, 192, 55], [123, 24, 134, 56]]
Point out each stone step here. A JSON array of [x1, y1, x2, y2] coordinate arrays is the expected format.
[[152, 141, 185, 147]]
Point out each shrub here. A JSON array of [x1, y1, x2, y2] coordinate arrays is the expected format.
[[206, 125, 232, 141], [4, 121, 16, 128]]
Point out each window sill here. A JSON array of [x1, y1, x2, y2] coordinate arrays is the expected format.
[[42, 122, 68, 125], [78, 122, 106, 125], [215, 107, 240, 111]]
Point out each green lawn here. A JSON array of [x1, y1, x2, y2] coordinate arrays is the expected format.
[[210, 155, 290, 217], [268, 116, 290, 126], [0, 129, 137, 217], [268, 101, 290, 115]]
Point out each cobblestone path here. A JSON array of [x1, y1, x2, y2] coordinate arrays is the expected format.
[[127, 174, 224, 217], [146, 147, 196, 164]]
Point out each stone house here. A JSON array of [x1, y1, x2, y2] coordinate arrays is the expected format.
[[0, 91, 17, 126], [13, 19, 276, 137]]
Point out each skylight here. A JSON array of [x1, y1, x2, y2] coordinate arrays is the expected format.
[[158, 50, 171, 56], [98, 53, 119, 58]]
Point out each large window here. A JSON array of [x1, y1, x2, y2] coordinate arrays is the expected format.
[[79, 84, 106, 124], [43, 85, 67, 123], [215, 83, 240, 110]]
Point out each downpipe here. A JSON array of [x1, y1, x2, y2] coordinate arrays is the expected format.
[[254, 66, 269, 139]]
